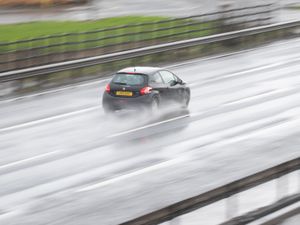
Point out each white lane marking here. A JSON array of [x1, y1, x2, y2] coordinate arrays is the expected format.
[[166, 49, 255, 69], [248, 201, 300, 225], [167, 38, 300, 68], [1, 49, 300, 133], [0, 111, 297, 206], [223, 89, 288, 106], [0, 209, 21, 222], [189, 56, 300, 87], [2, 38, 300, 104], [166, 111, 297, 155], [76, 157, 185, 192], [222, 57, 300, 78], [219, 117, 300, 147], [0, 106, 100, 133], [0, 77, 297, 135], [77, 109, 300, 193], [0, 78, 110, 105], [107, 114, 189, 138], [108, 87, 299, 139], [0, 151, 59, 170]]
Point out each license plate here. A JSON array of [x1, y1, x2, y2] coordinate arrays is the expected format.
[[116, 91, 133, 96]]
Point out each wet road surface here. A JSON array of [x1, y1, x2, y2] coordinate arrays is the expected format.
[[0, 38, 300, 224]]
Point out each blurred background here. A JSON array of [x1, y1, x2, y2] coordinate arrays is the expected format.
[[0, 1, 299, 225]]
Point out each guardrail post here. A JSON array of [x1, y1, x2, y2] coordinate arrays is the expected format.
[[45, 36, 51, 66], [226, 194, 238, 220], [61, 34, 66, 62], [29, 39, 34, 68], [0, 44, 9, 72], [152, 22, 158, 45], [276, 175, 289, 201], [268, 3, 274, 25], [118, 158, 299, 225], [218, 1, 233, 33], [134, 24, 140, 49], [14, 41, 19, 70]]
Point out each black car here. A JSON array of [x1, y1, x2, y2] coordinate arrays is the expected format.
[[102, 67, 190, 113]]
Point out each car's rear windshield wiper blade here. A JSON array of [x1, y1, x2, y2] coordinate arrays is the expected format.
[[113, 82, 128, 85]]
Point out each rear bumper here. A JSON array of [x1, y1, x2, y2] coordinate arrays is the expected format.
[[102, 92, 153, 111]]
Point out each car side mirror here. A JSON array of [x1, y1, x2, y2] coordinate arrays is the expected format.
[[170, 80, 177, 86], [176, 79, 185, 85]]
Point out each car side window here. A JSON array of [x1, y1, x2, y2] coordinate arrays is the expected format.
[[159, 71, 176, 84], [150, 72, 164, 84]]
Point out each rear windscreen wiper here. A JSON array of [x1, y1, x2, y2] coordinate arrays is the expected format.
[[113, 82, 127, 85]]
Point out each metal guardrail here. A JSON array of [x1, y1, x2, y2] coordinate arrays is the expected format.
[[0, 4, 274, 72], [120, 157, 300, 225], [221, 194, 300, 225], [0, 19, 299, 83]]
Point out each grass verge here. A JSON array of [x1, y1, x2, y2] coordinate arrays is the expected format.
[[0, 16, 169, 42], [0, 16, 215, 53]]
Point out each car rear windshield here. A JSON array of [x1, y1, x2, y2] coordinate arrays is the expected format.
[[112, 73, 146, 86]]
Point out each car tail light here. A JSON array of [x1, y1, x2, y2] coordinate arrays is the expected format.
[[105, 84, 111, 93], [140, 86, 152, 95]]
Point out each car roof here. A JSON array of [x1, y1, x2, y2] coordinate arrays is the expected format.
[[117, 67, 161, 75]]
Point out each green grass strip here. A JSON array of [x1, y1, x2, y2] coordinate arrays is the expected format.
[[0, 16, 215, 54], [0, 16, 169, 42]]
